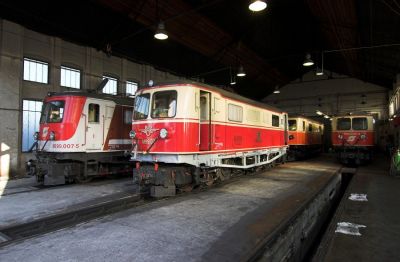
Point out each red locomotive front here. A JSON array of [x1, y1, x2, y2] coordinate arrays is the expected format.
[[331, 115, 375, 164], [130, 81, 289, 197], [29, 92, 134, 185]]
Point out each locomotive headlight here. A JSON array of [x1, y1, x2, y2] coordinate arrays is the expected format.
[[33, 132, 39, 141], [159, 128, 168, 139], [49, 131, 56, 141], [360, 134, 367, 140], [129, 130, 136, 139], [338, 134, 343, 139]]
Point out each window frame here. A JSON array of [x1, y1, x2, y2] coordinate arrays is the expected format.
[[126, 80, 139, 97], [337, 118, 351, 131], [352, 117, 368, 130], [272, 114, 280, 127], [151, 90, 178, 119], [60, 65, 81, 89], [133, 93, 151, 120], [23, 57, 49, 84], [22, 99, 43, 152], [102, 75, 118, 95], [88, 103, 100, 123], [288, 120, 297, 131]]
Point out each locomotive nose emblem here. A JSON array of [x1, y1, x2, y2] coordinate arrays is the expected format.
[[140, 125, 159, 137]]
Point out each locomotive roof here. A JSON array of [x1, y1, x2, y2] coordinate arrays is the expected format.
[[333, 114, 373, 118], [45, 91, 134, 106], [139, 80, 286, 113]]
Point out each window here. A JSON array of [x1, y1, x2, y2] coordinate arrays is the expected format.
[[88, 104, 100, 123], [352, 117, 368, 130], [151, 91, 177, 118], [126, 81, 138, 96], [133, 94, 150, 120], [272, 115, 279, 127], [337, 118, 351, 130], [288, 120, 297, 131], [228, 104, 243, 122], [22, 100, 43, 152], [124, 108, 133, 124], [303, 121, 305, 131], [61, 66, 80, 89], [40, 100, 65, 124], [23, 58, 48, 84], [102, 76, 118, 95], [308, 124, 312, 132]]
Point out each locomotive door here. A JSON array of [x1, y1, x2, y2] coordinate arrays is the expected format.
[[86, 101, 103, 150], [199, 91, 211, 151]]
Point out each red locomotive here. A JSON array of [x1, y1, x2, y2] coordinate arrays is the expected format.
[[29, 90, 135, 185], [130, 81, 289, 197], [331, 114, 375, 164], [288, 116, 324, 159]]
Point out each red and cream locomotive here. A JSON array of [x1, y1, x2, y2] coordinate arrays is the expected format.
[[331, 114, 375, 164], [288, 116, 324, 159], [29, 90, 134, 185], [130, 81, 289, 197]]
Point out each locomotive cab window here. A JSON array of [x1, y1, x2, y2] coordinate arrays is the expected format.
[[88, 104, 99, 123], [40, 100, 65, 123], [337, 118, 351, 130], [151, 91, 177, 118], [352, 117, 368, 130], [133, 94, 150, 120], [289, 120, 297, 131], [272, 115, 279, 127]]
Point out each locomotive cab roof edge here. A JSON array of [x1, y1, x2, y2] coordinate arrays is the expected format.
[[46, 91, 134, 106], [138, 80, 286, 114]]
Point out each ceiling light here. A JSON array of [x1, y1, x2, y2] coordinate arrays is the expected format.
[[273, 86, 280, 94], [154, 22, 168, 40], [249, 1, 267, 12], [303, 53, 314, 67], [237, 65, 246, 77], [316, 110, 323, 115], [324, 115, 329, 119]]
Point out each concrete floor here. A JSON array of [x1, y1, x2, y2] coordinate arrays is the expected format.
[[317, 156, 400, 262], [0, 158, 340, 262], [0, 177, 134, 228]]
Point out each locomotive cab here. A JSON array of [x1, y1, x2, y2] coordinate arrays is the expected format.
[[31, 92, 134, 185], [331, 115, 375, 164]]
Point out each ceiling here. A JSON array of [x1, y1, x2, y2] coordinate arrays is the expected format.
[[0, 0, 399, 100]]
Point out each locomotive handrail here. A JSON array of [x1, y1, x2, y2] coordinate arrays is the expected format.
[[81, 113, 87, 146]]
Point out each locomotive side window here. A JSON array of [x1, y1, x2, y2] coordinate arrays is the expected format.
[[124, 108, 133, 124], [337, 118, 351, 130], [272, 115, 279, 127], [303, 121, 305, 131], [151, 91, 177, 118], [40, 100, 65, 123], [88, 104, 99, 123], [133, 94, 150, 119], [228, 104, 243, 122], [308, 123, 312, 132], [352, 117, 368, 130], [289, 120, 297, 131]]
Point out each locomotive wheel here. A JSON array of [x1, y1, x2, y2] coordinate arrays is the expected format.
[[205, 173, 214, 186]]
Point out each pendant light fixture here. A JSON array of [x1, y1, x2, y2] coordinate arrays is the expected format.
[[249, 1, 267, 12], [315, 52, 324, 75], [237, 65, 246, 77], [273, 86, 280, 94], [230, 67, 237, 85], [303, 53, 314, 67], [154, 22, 168, 40]]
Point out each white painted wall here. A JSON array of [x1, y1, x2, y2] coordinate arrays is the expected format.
[[0, 19, 184, 177], [263, 70, 389, 120]]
